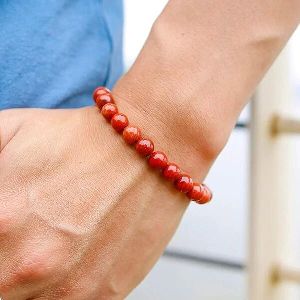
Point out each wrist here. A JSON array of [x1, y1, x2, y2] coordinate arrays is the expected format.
[[112, 74, 228, 180]]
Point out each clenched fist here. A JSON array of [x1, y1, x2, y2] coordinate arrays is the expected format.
[[0, 106, 209, 300]]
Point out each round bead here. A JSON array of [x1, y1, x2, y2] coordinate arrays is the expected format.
[[111, 113, 129, 133], [135, 138, 154, 156], [101, 103, 118, 121], [175, 174, 193, 193], [93, 86, 111, 102], [95, 93, 114, 109], [199, 184, 213, 204], [186, 183, 205, 202], [148, 151, 168, 169], [163, 163, 181, 181], [123, 126, 142, 145]]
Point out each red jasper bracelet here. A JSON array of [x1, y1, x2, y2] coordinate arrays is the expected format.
[[93, 86, 212, 205]]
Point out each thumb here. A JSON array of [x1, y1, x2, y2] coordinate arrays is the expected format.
[[0, 108, 34, 152]]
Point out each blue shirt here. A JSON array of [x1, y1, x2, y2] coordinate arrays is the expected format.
[[0, 0, 124, 109]]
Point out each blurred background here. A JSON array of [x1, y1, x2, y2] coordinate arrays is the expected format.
[[123, 1, 300, 300]]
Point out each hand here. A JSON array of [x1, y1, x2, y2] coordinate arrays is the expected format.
[[0, 105, 216, 300]]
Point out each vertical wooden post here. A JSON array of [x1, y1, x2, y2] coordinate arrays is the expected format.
[[249, 48, 297, 300]]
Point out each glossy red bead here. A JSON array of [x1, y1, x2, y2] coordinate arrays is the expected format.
[[135, 138, 154, 156], [95, 93, 114, 109], [93, 86, 111, 102], [175, 174, 193, 193], [111, 113, 129, 133], [199, 184, 213, 204], [123, 126, 141, 145], [101, 103, 118, 121], [148, 151, 168, 169], [186, 183, 204, 201], [163, 163, 181, 181]]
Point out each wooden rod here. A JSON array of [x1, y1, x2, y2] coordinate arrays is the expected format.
[[271, 114, 300, 135], [273, 265, 300, 284]]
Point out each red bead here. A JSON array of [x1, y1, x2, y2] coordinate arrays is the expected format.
[[148, 151, 168, 169], [95, 93, 114, 109], [101, 103, 118, 121], [93, 86, 111, 102], [111, 113, 129, 133], [186, 183, 204, 201], [175, 174, 193, 193], [135, 138, 154, 156], [199, 184, 213, 204], [187, 183, 212, 204], [163, 163, 181, 181], [123, 126, 141, 145]]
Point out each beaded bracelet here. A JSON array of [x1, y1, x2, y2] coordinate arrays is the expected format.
[[93, 86, 212, 205]]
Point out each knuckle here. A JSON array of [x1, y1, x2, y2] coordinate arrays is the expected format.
[[0, 247, 60, 295], [8, 254, 54, 287], [17, 257, 52, 283]]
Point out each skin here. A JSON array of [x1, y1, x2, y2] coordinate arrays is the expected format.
[[0, 0, 299, 299]]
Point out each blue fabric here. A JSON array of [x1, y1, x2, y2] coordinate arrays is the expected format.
[[0, 0, 124, 109]]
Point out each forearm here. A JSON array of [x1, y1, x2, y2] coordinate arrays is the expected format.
[[113, 0, 300, 178]]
